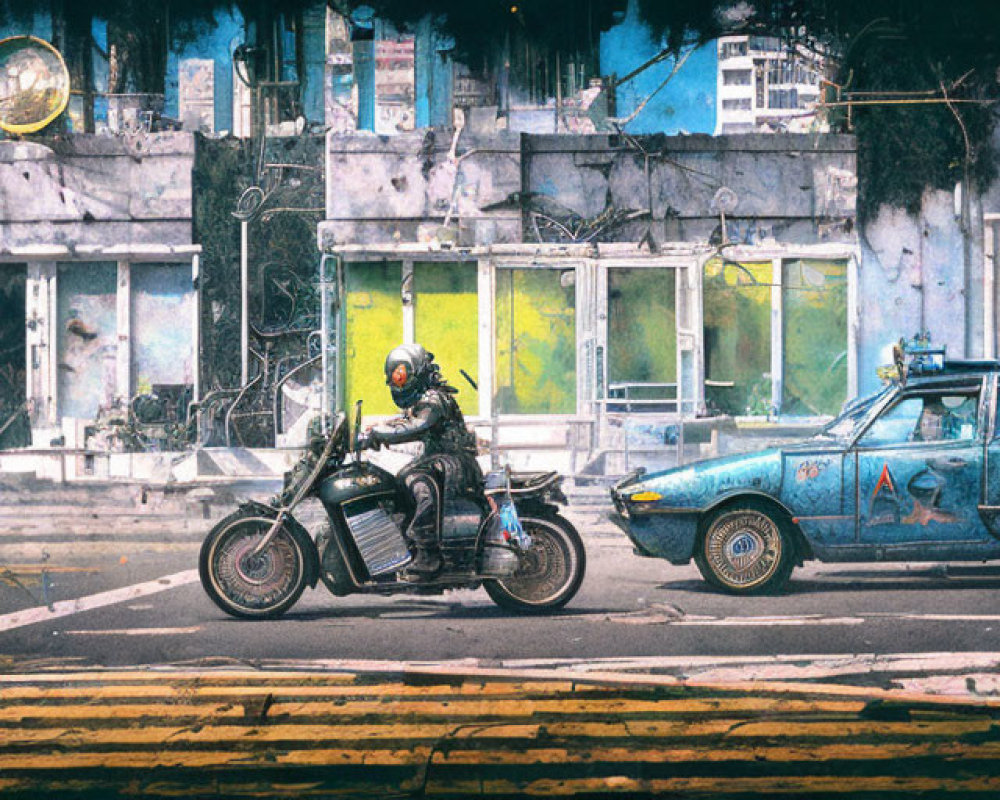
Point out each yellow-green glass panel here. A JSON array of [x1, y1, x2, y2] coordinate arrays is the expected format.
[[703, 259, 772, 415], [495, 268, 576, 414], [414, 261, 478, 415], [344, 261, 402, 416], [782, 259, 848, 416], [608, 268, 676, 398]]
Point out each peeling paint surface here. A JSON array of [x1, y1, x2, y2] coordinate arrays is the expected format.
[[56, 263, 117, 421], [344, 261, 403, 416], [608, 267, 676, 392], [130, 263, 194, 394], [495, 268, 576, 414], [413, 262, 478, 414]]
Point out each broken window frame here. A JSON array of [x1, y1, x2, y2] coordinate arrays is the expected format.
[[325, 243, 857, 428], [492, 261, 579, 417], [597, 263, 688, 416], [699, 248, 857, 420], [9, 248, 200, 448]]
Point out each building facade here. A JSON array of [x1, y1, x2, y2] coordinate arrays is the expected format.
[[319, 131, 858, 472], [0, 134, 199, 461], [715, 35, 828, 135]]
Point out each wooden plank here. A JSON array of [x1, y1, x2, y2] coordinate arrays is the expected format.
[[0, 697, 878, 723], [0, 680, 591, 699], [1, 716, 992, 742], [3, 670, 1000, 800]]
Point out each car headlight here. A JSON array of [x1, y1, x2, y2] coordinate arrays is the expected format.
[[629, 491, 662, 503]]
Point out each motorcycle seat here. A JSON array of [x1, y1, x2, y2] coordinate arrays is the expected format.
[[484, 470, 560, 495]]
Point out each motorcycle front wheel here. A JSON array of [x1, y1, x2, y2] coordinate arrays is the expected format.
[[484, 512, 586, 613], [199, 510, 308, 619]]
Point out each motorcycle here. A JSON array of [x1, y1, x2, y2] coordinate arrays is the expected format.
[[199, 402, 586, 618]]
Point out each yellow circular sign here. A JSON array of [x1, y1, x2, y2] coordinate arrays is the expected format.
[[0, 35, 71, 134]]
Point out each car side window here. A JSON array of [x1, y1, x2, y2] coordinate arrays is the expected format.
[[859, 392, 979, 447]]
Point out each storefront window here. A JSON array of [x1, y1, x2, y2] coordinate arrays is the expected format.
[[344, 261, 402, 416], [782, 259, 848, 416], [703, 259, 772, 416], [414, 262, 478, 415], [495, 268, 575, 414], [131, 264, 195, 397], [608, 268, 676, 406], [57, 263, 118, 420]]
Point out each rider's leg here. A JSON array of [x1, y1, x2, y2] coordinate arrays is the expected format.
[[401, 470, 442, 576]]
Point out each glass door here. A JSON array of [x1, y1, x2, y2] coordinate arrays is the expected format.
[[494, 267, 576, 414]]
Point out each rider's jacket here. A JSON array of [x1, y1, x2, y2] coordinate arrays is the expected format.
[[372, 386, 482, 493]]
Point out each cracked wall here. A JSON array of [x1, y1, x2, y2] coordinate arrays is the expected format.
[[321, 131, 856, 250]]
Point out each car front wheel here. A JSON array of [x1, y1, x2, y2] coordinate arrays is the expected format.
[[694, 503, 795, 595]]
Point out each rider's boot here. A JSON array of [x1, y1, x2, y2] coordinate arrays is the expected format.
[[407, 525, 442, 577]]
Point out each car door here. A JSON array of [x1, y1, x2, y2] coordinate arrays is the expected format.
[[782, 449, 854, 547], [852, 382, 988, 547]]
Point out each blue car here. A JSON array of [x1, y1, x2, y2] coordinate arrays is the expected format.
[[610, 355, 1000, 594]]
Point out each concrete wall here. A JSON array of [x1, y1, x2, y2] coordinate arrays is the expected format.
[[523, 133, 856, 245], [0, 133, 194, 251], [323, 130, 523, 247], [858, 188, 987, 398], [322, 131, 856, 249]]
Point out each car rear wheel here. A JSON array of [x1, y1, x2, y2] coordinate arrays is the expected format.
[[694, 503, 795, 595]]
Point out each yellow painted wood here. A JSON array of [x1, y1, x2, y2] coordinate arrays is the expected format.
[[0, 703, 250, 721], [427, 741, 1000, 765], [413, 261, 479, 415], [2, 716, 991, 745], [0, 671, 360, 684], [0, 680, 583, 700], [624, 717, 994, 738], [0, 696, 874, 722], [1, 670, 988, 708], [1, 722, 466, 745], [0, 748, 432, 770]]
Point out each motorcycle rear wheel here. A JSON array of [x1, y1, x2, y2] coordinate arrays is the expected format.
[[484, 512, 585, 613], [199, 510, 308, 619]]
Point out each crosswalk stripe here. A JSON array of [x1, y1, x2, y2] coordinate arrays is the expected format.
[[2, 670, 999, 796]]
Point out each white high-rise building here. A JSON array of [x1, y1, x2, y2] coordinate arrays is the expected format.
[[715, 35, 829, 134]]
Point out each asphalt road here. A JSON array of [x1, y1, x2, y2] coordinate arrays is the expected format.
[[4, 502, 1000, 685]]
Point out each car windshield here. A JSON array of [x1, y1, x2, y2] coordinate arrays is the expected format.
[[813, 385, 893, 441]]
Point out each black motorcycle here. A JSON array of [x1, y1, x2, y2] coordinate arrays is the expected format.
[[199, 403, 586, 618]]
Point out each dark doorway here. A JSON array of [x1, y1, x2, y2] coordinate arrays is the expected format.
[[0, 264, 28, 449]]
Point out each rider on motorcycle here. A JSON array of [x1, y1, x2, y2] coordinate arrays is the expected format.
[[357, 344, 482, 577]]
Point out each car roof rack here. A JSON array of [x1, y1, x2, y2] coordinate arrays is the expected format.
[[941, 359, 1000, 373]]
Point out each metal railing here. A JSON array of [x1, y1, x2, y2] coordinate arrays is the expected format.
[[483, 416, 596, 478], [599, 381, 683, 474]]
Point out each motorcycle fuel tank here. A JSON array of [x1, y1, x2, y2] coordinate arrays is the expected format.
[[317, 462, 397, 509]]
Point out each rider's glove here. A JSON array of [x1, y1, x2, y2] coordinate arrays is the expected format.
[[356, 429, 381, 450]]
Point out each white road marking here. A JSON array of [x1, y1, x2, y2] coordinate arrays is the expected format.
[[165, 653, 1000, 699], [493, 651, 1000, 690], [591, 604, 1000, 627], [63, 626, 202, 636], [671, 615, 867, 626], [0, 570, 199, 633]]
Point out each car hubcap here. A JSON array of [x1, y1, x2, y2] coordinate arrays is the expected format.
[[707, 511, 781, 588]]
